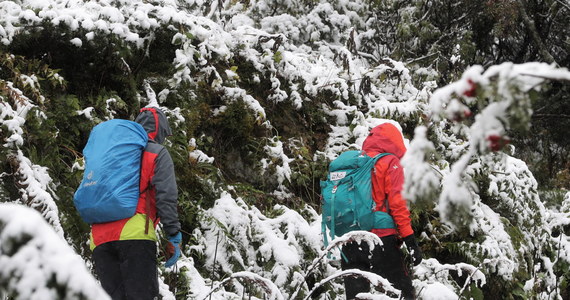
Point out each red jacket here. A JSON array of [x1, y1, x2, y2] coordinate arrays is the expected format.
[[362, 123, 414, 238]]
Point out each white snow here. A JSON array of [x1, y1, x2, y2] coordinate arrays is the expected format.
[[0, 204, 109, 300], [70, 37, 82, 47], [1, 0, 570, 299]]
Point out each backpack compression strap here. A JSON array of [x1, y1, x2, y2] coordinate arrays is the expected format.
[[322, 186, 350, 262], [322, 185, 338, 249], [144, 187, 152, 235], [370, 152, 393, 217]]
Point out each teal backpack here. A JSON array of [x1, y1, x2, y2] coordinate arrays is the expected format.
[[321, 150, 396, 247]]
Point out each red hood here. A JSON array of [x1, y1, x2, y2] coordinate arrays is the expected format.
[[362, 123, 406, 159]]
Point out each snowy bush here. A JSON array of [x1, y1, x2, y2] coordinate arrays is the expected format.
[[1, 0, 570, 299], [0, 204, 109, 299]]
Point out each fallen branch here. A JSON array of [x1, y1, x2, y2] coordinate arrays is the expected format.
[[302, 269, 400, 300], [200, 271, 285, 300]]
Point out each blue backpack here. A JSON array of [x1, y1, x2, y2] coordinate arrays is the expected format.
[[321, 150, 395, 246], [74, 119, 148, 224]]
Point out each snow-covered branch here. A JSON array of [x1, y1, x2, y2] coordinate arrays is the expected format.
[[0, 204, 109, 299]]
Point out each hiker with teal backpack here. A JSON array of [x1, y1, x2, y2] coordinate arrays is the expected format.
[[75, 107, 181, 300], [321, 123, 422, 300]]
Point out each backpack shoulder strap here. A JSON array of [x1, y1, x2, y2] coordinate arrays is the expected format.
[[372, 152, 393, 161], [370, 152, 395, 214], [139, 146, 153, 235]]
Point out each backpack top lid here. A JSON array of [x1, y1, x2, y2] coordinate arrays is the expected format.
[[83, 119, 148, 161], [328, 150, 371, 173]]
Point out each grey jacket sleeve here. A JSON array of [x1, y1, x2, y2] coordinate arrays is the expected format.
[[152, 147, 181, 236]]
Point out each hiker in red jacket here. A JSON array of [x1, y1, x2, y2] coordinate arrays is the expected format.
[[341, 122, 422, 300], [91, 107, 181, 300]]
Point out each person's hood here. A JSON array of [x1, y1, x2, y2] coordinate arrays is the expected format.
[[362, 123, 406, 159], [134, 107, 172, 144]]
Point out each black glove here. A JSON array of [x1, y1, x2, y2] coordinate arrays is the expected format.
[[403, 235, 422, 266]]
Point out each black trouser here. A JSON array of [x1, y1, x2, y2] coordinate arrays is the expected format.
[[92, 240, 158, 300], [341, 235, 414, 300]]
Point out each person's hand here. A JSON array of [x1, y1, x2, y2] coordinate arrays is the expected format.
[[165, 232, 182, 268], [403, 235, 422, 266]]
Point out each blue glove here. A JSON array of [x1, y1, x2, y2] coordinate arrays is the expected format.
[[164, 232, 182, 268]]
